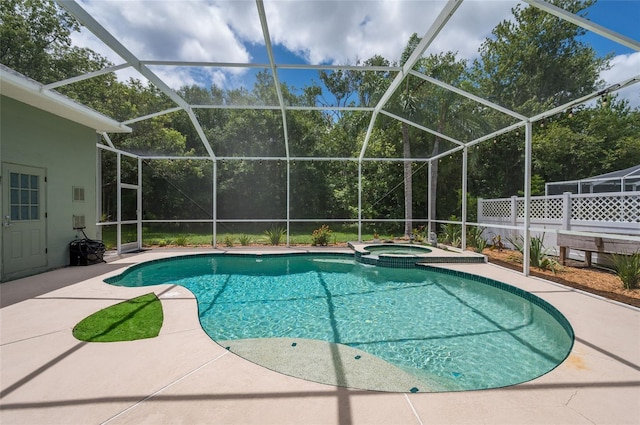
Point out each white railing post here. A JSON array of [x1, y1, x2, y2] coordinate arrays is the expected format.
[[510, 195, 518, 240], [562, 192, 571, 230], [477, 198, 483, 223]]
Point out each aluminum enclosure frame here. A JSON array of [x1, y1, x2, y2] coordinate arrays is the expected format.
[[51, 0, 640, 276]]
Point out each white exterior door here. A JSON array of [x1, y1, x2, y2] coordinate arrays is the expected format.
[[2, 163, 47, 277]]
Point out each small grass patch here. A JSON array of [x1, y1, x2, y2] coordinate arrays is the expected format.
[[73, 293, 163, 342]]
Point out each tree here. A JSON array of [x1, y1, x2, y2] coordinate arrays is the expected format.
[[0, 0, 108, 83], [469, 0, 610, 199], [533, 96, 640, 182], [472, 0, 607, 116]]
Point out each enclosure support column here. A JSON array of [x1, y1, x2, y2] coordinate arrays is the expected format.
[[358, 160, 362, 242], [286, 160, 291, 247], [96, 147, 102, 241], [116, 152, 122, 254], [427, 160, 433, 236], [137, 157, 142, 250], [523, 121, 533, 276], [461, 147, 468, 250], [212, 160, 217, 248]]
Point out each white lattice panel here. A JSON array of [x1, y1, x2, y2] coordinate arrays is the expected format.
[[532, 197, 563, 219], [481, 199, 511, 218], [479, 192, 639, 223], [572, 193, 640, 222]]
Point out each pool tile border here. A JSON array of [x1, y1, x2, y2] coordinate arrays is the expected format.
[[416, 264, 575, 341]]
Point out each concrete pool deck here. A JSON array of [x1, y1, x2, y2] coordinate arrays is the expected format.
[[1, 247, 638, 424]]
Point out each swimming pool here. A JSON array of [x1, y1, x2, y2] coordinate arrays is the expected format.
[[106, 253, 574, 392]]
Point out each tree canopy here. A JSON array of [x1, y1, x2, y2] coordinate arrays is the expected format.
[[2, 0, 638, 233]]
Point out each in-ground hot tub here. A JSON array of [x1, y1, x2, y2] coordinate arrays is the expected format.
[[354, 243, 433, 268]]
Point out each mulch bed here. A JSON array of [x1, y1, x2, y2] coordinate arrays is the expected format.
[[485, 255, 640, 308]]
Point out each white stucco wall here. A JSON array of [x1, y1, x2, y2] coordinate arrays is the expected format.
[[1, 96, 98, 280]]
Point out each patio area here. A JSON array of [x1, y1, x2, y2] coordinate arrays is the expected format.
[[1, 248, 639, 425]]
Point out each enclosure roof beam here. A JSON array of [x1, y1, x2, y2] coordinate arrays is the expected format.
[[465, 121, 528, 150], [408, 70, 529, 121], [529, 75, 640, 123], [142, 61, 403, 73], [380, 110, 465, 147], [123, 107, 185, 125], [359, 0, 463, 160], [43, 63, 130, 90], [524, 0, 640, 52], [256, 0, 290, 159], [56, 0, 216, 159], [190, 104, 375, 112]]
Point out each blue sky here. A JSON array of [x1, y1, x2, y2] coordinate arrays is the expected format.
[[581, 0, 640, 57]]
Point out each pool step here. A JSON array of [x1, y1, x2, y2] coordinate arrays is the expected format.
[[356, 252, 485, 268]]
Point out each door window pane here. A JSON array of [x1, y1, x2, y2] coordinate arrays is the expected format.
[[9, 173, 40, 221]]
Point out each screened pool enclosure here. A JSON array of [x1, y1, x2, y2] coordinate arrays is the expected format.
[[43, 0, 639, 272]]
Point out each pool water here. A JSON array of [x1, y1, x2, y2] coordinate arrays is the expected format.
[[106, 254, 573, 392]]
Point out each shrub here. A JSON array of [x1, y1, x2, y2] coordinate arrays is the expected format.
[[311, 225, 332, 246], [174, 235, 188, 247], [238, 234, 252, 246], [507, 234, 560, 273], [490, 234, 504, 251], [611, 252, 640, 289], [223, 234, 234, 247], [264, 226, 286, 246], [467, 226, 487, 253], [411, 226, 427, 243], [439, 216, 462, 247]]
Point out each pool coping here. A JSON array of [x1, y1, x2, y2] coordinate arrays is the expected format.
[[1, 247, 638, 425]]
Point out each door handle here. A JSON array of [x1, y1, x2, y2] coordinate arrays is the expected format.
[[3, 222, 12, 227]]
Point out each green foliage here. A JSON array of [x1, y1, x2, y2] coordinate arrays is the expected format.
[[238, 234, 252, 246], [223, 234, 235, 247], [472, 0, 603, 115], [507, 234, 560, 272], [610, 252, 640, 290], [174, 235, 188, 247], [439, 217, 462, 247], [311, 225, 332, 246], [264, 226, 286, 246], [73, 293, 163, 342], [467, 226, 487, 253]]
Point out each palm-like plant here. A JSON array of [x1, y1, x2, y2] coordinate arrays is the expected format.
[[611, 252, 640, 289]]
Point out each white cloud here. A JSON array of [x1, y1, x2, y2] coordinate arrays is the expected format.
[[261, 0, 517, 65], [79, 0, 252, 63], [600, 52, 640, 109], [69, 0, 639, 112]]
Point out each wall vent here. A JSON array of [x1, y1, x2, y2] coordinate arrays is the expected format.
[[73, 215, 86, 229], [73, 186, 85, 202]]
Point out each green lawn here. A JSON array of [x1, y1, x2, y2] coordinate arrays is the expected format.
[[100, 224, 401, 249]]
